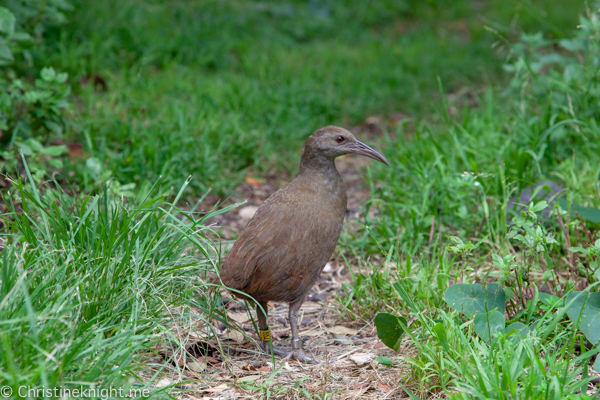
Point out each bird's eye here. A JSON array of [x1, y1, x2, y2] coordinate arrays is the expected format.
[[336, 136, 344, 143]]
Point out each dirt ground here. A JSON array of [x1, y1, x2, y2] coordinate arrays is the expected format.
[[158, 282, 413, 399]]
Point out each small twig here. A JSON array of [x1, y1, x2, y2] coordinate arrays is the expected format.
[[575, 211, 594, 247], [574, 223, 584, 248], [515, 269, 527, 310], [331, 348, 359, 363], [428, 215, 435, 248]]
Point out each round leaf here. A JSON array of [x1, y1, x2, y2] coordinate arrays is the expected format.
[[503, 322, 531, 342], [444, 283, 505, 318], [594, 355, 600, 373], [566, 291, 600, 345], [474, 309, 506, 341]]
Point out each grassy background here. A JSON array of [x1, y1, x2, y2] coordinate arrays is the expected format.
[[4, 0, 600, 398], [37, 0, 587, 194]]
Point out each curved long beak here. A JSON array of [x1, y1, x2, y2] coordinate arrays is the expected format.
[[348, 141, 389, 165]]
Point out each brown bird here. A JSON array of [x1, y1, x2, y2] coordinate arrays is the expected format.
[[219, 126, 388, 362]]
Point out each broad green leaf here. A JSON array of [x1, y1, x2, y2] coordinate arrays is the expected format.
[[86, 157, 103, 177], [374, 312, 406, 352], [566, 292, 600, 345], [560, 199, 600, 224], [40, 145, 68, 156], [486, 283, 506, 313], [41, 66, 57, 81], [474, 309, 505, 341], [443, 283, 505, 318], [374, 356, 393, 367], [432, 322, 449, 351], [0, 7, 15, 34], [594, 354, 600, 373], [44, 120, 64, 135], [12, 32, 34, 48], [530, 200, 548, 213], [0, 44, 13, 64]]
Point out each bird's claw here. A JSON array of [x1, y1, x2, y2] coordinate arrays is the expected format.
[[287, 349, 319, 363], [261, 343, 318, 363]]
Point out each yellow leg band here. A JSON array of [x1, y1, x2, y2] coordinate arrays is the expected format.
[[259, 329, 271, 341]]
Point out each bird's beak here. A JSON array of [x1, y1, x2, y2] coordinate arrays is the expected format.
[[348, 141, 389, 165]]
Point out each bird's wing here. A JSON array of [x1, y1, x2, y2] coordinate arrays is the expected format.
[[219, 185, 343, 300]]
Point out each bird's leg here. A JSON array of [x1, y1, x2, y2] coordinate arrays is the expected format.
[[255, 301, 289, 357], [256, 301, 272, 353], [285, 300, 317, 363]]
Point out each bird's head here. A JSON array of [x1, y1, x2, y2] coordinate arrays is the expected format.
[[302, 126, 389, 166]]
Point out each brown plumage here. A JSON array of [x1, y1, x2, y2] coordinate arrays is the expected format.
[[219, 126, 388, 362]]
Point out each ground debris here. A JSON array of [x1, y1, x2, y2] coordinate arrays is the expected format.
[[147, 273, 410, 399]]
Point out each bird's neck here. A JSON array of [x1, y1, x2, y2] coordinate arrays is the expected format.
[[296, 153, 346, 201], [297, 152, 339, 180]]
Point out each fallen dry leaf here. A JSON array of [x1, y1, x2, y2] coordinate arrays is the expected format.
[[340, 388, 368, 400], [204, 356, 220, 364], [244, 176, 265, 186], [349, 382, 369, 390], [300, 329, 323, 337], [349, 353, 373, 366], [237, 375, 261, 382], [186, 360, 207, 373], [301, 301, 321, 310], [155, 377, 174, 388], [227, 311, 250, 324], [327, 326, 359, 335], [242, 361, 265, 371], [203, 383, 228, 393], [332, 333, 353, 345], [223, 329, 245, 343]]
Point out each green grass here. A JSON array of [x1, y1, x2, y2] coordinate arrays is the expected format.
[[31, 0, 586, 195], [0, 170, 237, 397], [3, 0, 600, 398], [333, 6, 600, 396]]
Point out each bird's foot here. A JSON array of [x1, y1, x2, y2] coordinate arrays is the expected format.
[[281, 348, 318, 363], [260, 342, 318, 363]]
